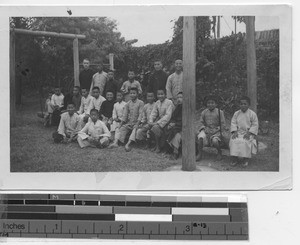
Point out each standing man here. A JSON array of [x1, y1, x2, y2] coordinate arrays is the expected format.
[[79, 58, 95, 90], [147, 60, 168, 98], [166, 59, 183, 104], [103, 70, 118, 99], [90, 63, 108, 96]]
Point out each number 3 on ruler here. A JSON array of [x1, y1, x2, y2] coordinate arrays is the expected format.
[[185, 225, 190, 232]]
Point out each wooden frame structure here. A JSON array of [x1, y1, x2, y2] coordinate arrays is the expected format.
[[10, 28, 86, 127], [181, 16, 257, 171]]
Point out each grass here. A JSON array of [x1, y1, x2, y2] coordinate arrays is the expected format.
[[10, 96, 279, 172]]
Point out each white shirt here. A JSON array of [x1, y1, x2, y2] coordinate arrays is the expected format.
[[51, 94, 64, 108], [90, 71, 108, 95], [88, 95, 106, 114], [112, 101, 127, 121], [78, 119, 111, 139], [57, 112, 80, 137], [78, 95, 93, 115]]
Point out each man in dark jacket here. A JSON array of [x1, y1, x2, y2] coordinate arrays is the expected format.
[[166, 92, 183, 160], [103, 70, 118, 99], [79, 58, 95, 90], [147, 60, 168, 98]]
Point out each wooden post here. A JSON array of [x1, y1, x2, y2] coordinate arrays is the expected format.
[[245, 16, 257, 112], [109, 53, 114, 70], [73, 38, 80, 86], [182, 16, 196, 171], [10, 30, 16, 127], [217, 16, 220, 38]]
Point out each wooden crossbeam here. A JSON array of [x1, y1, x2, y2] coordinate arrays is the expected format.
[[13, 28, 86, 39]]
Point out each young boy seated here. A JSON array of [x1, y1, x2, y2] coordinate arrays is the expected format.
[[110, 91, 126, 141], [108, 87, 144, 151], [77, 108, 111, 149], [166, 92, 183, 160], [99, 91, 115, 129], [62, 86, 82, 112], [52, 102, 81, 143], [120, 70, 143, 102], [135, 91, 156, 147], [88, 86, 106, 113], [37, 90, 53, 127], [196, 95, 226, 161], [229, 96, 259, 167], [77, 87, 93, 128], [148, 89, 173, 153], [51, 86, 65, 126]]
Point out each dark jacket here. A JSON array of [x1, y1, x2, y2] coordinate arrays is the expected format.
[[147, 70, 168, 96], [79, 68, 95, 90]]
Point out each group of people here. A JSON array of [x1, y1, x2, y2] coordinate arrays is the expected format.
[[42, 58, 259, 166]]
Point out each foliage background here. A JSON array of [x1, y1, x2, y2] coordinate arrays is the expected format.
[[10, 16, 279, 120]]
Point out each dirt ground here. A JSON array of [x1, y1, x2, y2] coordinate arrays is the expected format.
[[10, 96, 279, 172]]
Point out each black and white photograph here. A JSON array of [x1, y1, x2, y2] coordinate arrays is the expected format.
[[0, 5, 292, 190]]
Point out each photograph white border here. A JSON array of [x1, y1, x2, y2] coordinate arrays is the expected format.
[[0, 4, 292, 191]]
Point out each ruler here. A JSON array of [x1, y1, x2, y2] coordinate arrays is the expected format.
[[0, 194, 248, 240]]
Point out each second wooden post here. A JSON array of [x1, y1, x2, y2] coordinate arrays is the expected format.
[[182, 16, 196, 171], [73, 38, 80, 86]]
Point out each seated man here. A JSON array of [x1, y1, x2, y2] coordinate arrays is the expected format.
[[99, 91, 115, 130], [135, 91, 156, 147], [110, 91, 126, 141], [108, 87, 144, 151], [52, 102, 81, 143], [77, 109, 111, 149], [51, 86, 64, 126], [77, 87, 93, 128], [229, 96, 259, 167], [196, 95, 226, 161], [166, 92, 183, 160], [148, 89, 173, 153]]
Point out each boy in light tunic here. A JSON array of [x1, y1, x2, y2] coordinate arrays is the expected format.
[[135, 91, 156, 145], [120, 70, 143, 102], [108, 87, 144, 151], [50, 86, 64, 126], [111, 91, 126, 140], [196, 95, 226, 161], [166, 59, 183, 104], [77, 109, 111, 148], [229, 96, 259, 167], [89, 63, 108, 96], [149, 89, 173, 153], [52, 103, 80, 143], [166, 92, 183, 160], [88, 86, 106, 113], [77, 87, 93, 128]]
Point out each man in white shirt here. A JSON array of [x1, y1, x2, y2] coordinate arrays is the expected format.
[[90, 63, 108, 96], [51, 86, 64, 126], [166, 59, 183, 104], [88, 87, 106, 114]]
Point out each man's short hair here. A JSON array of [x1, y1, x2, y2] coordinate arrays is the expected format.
[[67, 102, 76, 107], [177, 92, 183, 96], [157, 88, 166, 94], [204, 95, 218, 105], [147, 91, 155, 95], [106, 90, 114, 95], [240, 95, 251, 105], [83, 58, 90, 62], [108, 69, 114, 73], [92, 86, 100, 91], [90, 108, 99, 114], [128, 70, 135, 74], [130, 87, 138, 93], [73, 86, 80, 90]]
